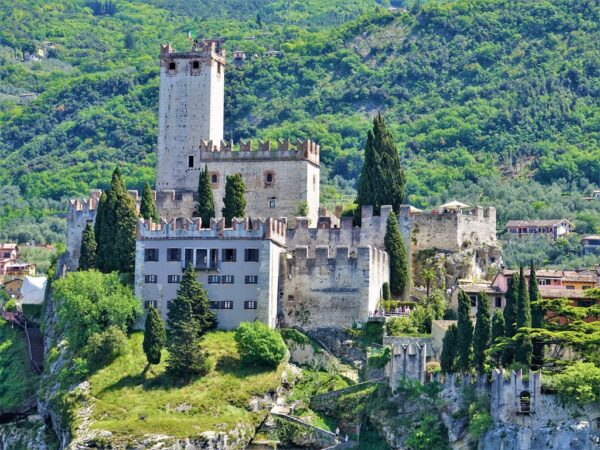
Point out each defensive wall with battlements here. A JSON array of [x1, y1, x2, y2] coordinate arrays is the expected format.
[[281, 245, 389, 330]]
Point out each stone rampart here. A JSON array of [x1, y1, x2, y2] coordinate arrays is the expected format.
[[281, 245, 389, 330], [385, 337, 429, 388]]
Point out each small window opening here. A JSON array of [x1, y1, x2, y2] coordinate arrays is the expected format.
[[266, 173, 273, 184], [188, 155, 194, 168], [519, 391, 531, 414], [192, 61, 200, 69], [169, 61, 176, 70]]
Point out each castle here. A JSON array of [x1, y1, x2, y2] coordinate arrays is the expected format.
[[65, 40, 498, 331]]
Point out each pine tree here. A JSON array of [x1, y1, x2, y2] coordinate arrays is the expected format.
[[143, 305, 166, 366], [222, 173, 246, 227], [196, 164, 215, 227], [490, 310, 505, 367], [529, 261, 544, 370], [440, 323, 458, 373], [502, 275, 519, 366], [166, 265, 213, 377], [94, 191, 108, 270], [356, 113, 406, 217], [472, 291, 491, 373], [79, 223, 97, 270], [384, 211, 409, 297], [456, 290, 473, 372], [515, 265, 533, 366], [140, 181, 158, 222], [95, 167, 138, 273]]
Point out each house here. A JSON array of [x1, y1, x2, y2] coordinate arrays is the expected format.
[[0, 243, 19, 274], [3, 262, 36, 277], [504, 219, 573, 240], [232, 50, 246, 66], [581, 235, 600, 255], [2, 278, 23, 299]]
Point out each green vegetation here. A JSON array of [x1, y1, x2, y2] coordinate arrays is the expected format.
[[490, 310, 505, 367], [140, 181, 158, 222], [440, 324, 457, 374], [456, 290, 473, 372], [81, 331, 285, 442], [86, 325, 128, 371], [515, 266, 532, 366], [384, 211, 408, 297], [234, 322, 287, 368], [78, 223, 96, 270], [95, 167, 137, 273], [195, 164, 215, 226], [529, 263, 544, 370], [0, 318, 39, 413], [472, 292, 491, 373], [502, 276, 518, 367], [222, 173, 247, 227], [52, 270, 141, 350], [143, 305, 166, 366], [550, 362, 600, 405]]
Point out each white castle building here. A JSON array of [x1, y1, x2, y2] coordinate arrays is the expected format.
[[66, 40, 497, 330]]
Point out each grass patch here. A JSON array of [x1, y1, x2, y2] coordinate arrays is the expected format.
[[83, 331, 284, 442], [0, 318, 39, 413]]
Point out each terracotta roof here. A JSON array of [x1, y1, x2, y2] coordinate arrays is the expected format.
[[457, 283, 503, 294], [505, 219, 572, 228], [501, 268, 596, 282], [0, 243, 18, 250], [539, 287, 590, 299]]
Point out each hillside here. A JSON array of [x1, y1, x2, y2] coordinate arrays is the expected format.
[[2, 0, 600, 257]]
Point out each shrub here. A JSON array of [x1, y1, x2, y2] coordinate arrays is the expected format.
[[382, 282, 391, 301], [234, 322, 287, 368], [553, 362, 600, 405], [280, 328, 310, 350], [4, 299, 17, 312], [86, 326, 128, 370], [386, 316, 418, 335], [426, 361, 441, 374]]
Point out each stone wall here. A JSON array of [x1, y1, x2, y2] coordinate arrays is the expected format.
[[384, 336, 429, 388], [64, 190, 101, 270], [281, 245, 389, 330]]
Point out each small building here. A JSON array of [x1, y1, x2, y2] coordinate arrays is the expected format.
[[17, 93, 38, 105], [2, 278, 23, 299], [3, 262, 36, 278], [232, 50, 246, 66], [430, 320, 457, 361], [581, 235, 600, 255], [505, 219, 573, 240]]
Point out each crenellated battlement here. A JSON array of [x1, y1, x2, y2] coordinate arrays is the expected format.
[[137, 216, 287, 245], [198, 138, 320, 165], [160, 39, 226, 65], [68, 189, 103, 214], [292, 244, 387, 267]]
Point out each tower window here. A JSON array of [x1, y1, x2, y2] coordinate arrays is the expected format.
[[269, 198, 276, 208], [169, 61, 176, 70], [265, 172, 274, 186], [217, 62, 222, 74], [192, 61, 200, 69], [210, 173, 219, 185], [188, 155, 194, 168]]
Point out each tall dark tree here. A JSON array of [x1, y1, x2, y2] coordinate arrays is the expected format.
[[473, 291, 491, 373], [140, 181, 158, 222], [222, 173, 246, 227], [502, 275, 519, 366], [94, 191, 108, 269], [196, 164, 215, 227], [143, 305, 166, 366], [384, 211, 409, 297], [166, 265, 213, 376], [356, 113, 406, 217], [440, 323, 458, 373], [79, 223, 97, 270], [456, 290, 473, 372], [529, 262, 544, 370], [515, 265, 533, 366], [96, 167, 138, 273], [490, 310, 505, 367]]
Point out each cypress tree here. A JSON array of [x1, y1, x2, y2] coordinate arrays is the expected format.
[[94, 191, 108, 270], [490, 310, 505, 367], [79, 223, 97, 270], [456, 290, 473, 372], [440, 323, 458, 373], [222, 173, 246, 227], [529, 262, 544, 370], [196, 164, 215, 227], [384, 211, 409, 297], [177, 265, 217, 335], [515, 265, 533, 366], [143, 305, 166, 366], [502, 275, 519, 366], [472, 291, 491, 373], [356, 113, 406, 217], [140, 181, 158, 222], [96, 167, 138, 273], [166, 265, 212, 376]]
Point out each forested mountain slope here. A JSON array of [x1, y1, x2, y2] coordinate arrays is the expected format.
[[2, 0, 600, 243]]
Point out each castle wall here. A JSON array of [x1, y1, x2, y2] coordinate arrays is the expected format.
[[65, 190, 101, 270], [281, 245, 388, 330], [156, 42, 225, 192], [384, 336, 429, 388]]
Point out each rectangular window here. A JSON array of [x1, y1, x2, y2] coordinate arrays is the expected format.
[[145, 275, 157, 283], [565, 285, 575, 290], [209, 249, 219, 269], [245, 248, 259, 262], [168, 275, 181, 283], [188, 155, 194, 168], [184, 248, 194, 268], [221, 275, 234, 284], [469, 295, 477, 307], [269, 199, 276, 208], [208, 275, 220, 284], [222, 248, 236, 262], [167, 248, 181, 261], [495, 297, 502, 308], [578, 300, 593, 307], [144, 300, 158, 309], [196, 249, 208, 269], [221, 301, 233, 310], [244, 301, 257, 310], [245, 275, 258, 284], [209, 301, 221, 309], [145, 248, 159, 262]]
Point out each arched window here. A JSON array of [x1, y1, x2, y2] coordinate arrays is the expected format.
[[519, 391, 531, 414]]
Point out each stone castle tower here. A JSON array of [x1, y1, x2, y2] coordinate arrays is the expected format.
[[156, 40, 225, 191]]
